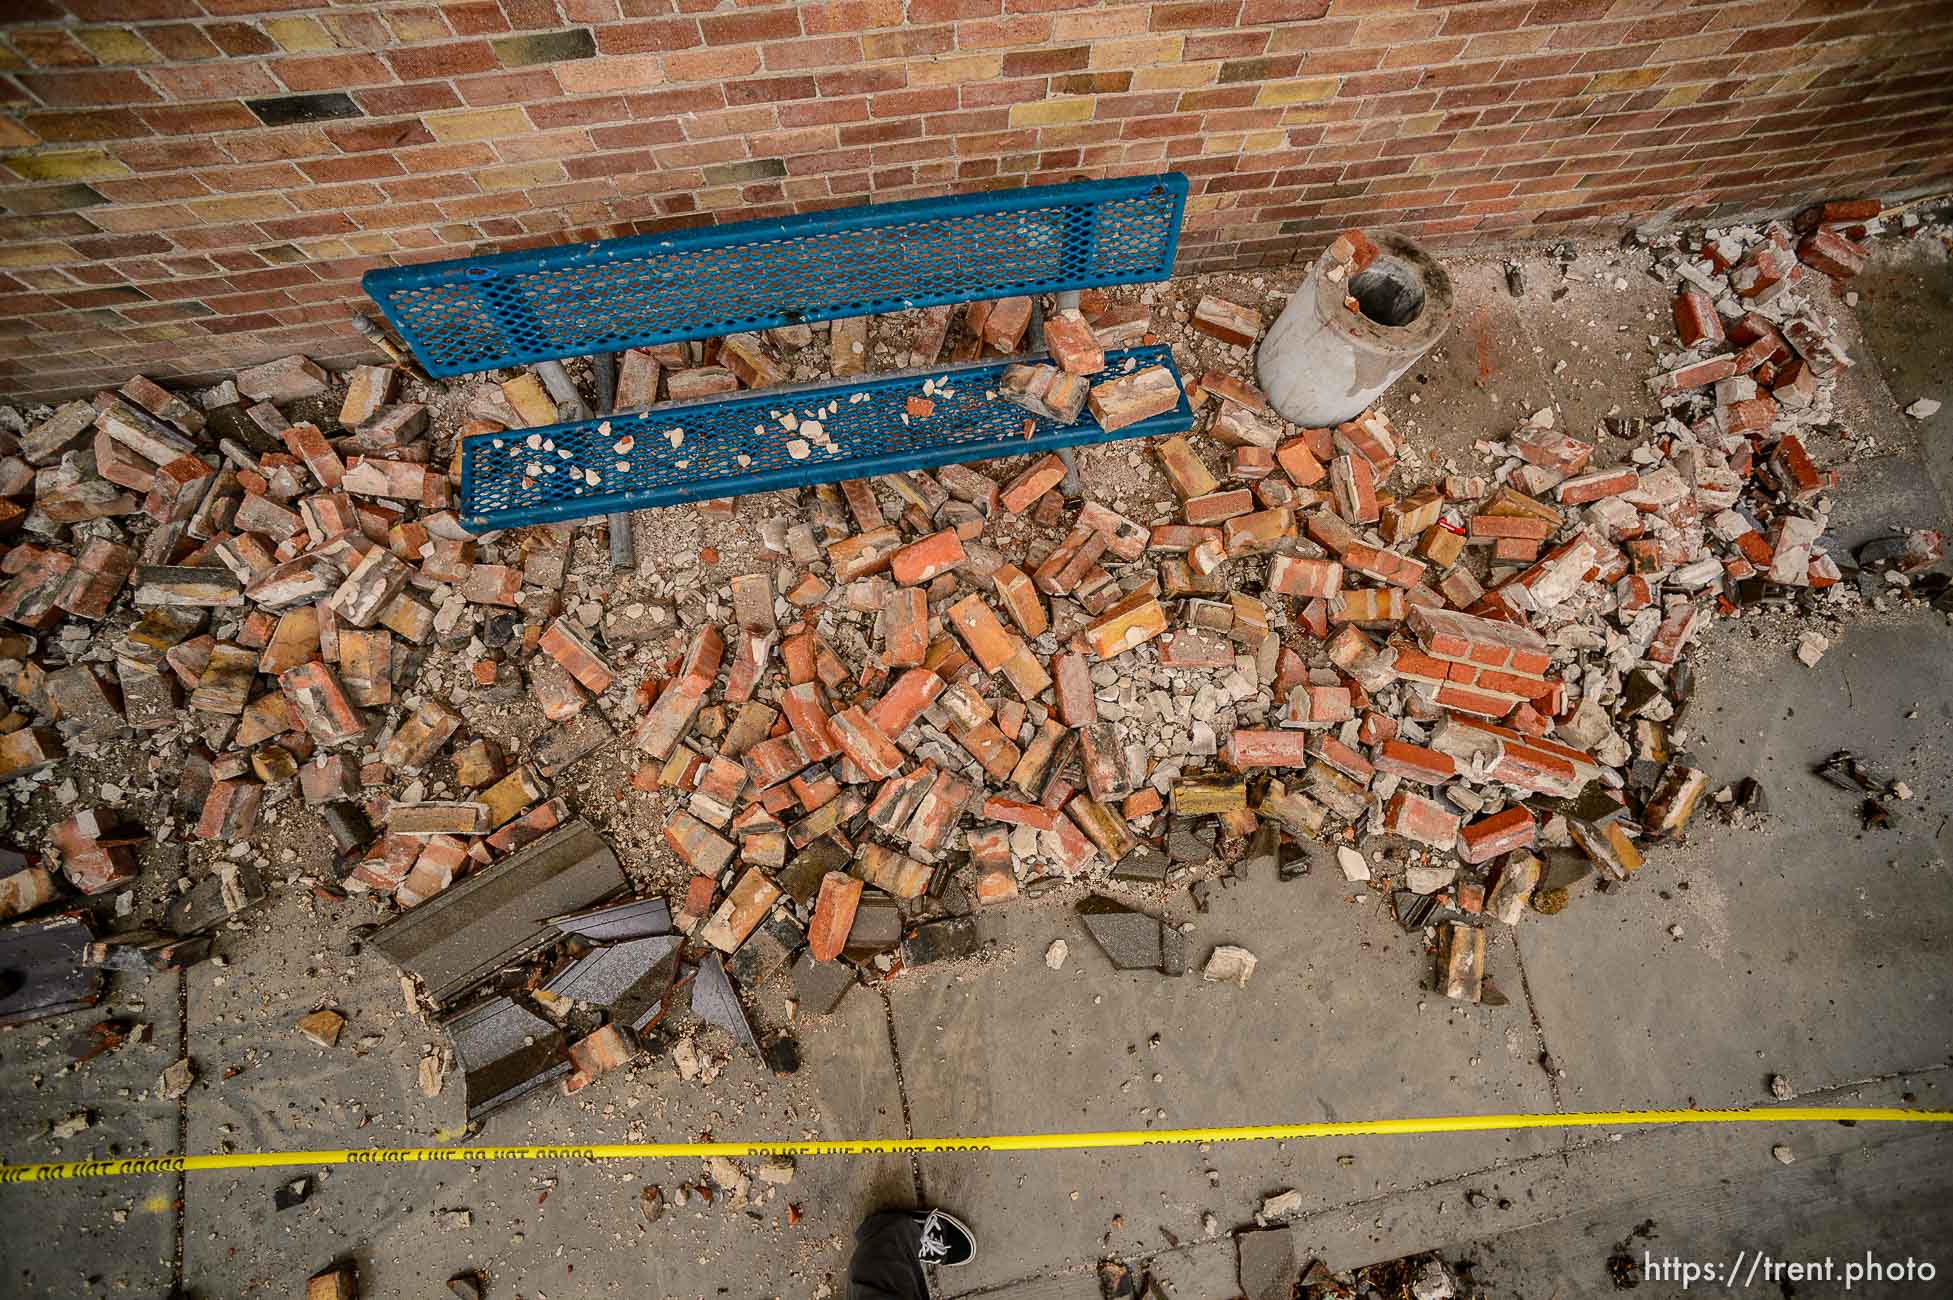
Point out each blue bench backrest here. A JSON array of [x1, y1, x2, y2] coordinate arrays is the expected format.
[[363, 173, 1189, 377]]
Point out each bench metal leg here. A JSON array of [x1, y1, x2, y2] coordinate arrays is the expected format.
[[1049, 291, 1084, 498], [578, 352, 639, 571], [350, 311, 437, 388], [533, 359, 591, 422], [590, 351, 614, 416], [1026, 294, 1083, 500]]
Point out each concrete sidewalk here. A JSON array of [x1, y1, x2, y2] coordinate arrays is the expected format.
[[3, 235, 1949, 1300]]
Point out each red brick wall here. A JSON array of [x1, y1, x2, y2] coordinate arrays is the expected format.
[[4, 0, 1951, 404]]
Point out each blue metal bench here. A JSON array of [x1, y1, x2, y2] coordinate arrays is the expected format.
[[361, 173, 1194, 532]]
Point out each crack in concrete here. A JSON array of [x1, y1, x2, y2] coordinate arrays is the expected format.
[[1508, 931, 1567, 1122], [171, 969, 187, 1296], [877, 984, 926, 1206]]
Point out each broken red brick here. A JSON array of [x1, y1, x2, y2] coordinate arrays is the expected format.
[[699, 868, 781, 953], [1083, 588, 1167, 659], [1283, 682, 1351, 729], [1199, 370, 1270, 413], [1334, 411, 1397, 475], [868, 667, 943, 738], [197, 778, 263, 840], [1093, 302, 1149, 346], [539, 618, 614, 694], [1376, 738, 1457, 784], [1469, 514, 1554, 543], [1769, 433, 1828, 501], [280, 661, 365, 746], [666, 366, 738, 401], [878, 586, 929, 669], [1329, 454, 1379, 524], [1647, 602, 1699, 666], [1191, 295, 1260, 347], [283, 421, 344, 489], [144, 455, 215, 525], [1266, 554, 1342, 599], [829, 705, 902, 780], [1383, 789, 1459, 850], [982, 296, 1033, 352], [1721, 395, 1776, 435], [1000, 363, 1089, 424], [1043, 308, 1105, 375], [634, 627, 723, 759], [1089, 366, 1182, 433], [1330, 587, 1406, 624], [1275, 436, 1326, 487], [890, 528, 966, 586], [943, 593, 1016, 672], [1672, 290, 1725, 347], [1184, 488, 1255, 526], [55, 539, 134, 621], [998, 454, 1067, 513], [0, 728, 63, 780], [1457, 805, 1536, 864], [1732, 241, 1797, 302], [984, 794, 1062, 831], [51, 810, 142, 895], [1555, 467, 1640, 505], [1158, 628, 1234, 670], [992, 563, 1048, 639], [237, 354, 327, 404], [383, 698, 462, 770], [1222, 729, 1309, 768], [855, 842, 931, 899], [780, 681, 841, 762], [808, 871, 862, 961], [1380, 485, 1444, 544], [1155, 434, 1219, 499], [1796, 228, 1866, 279], [1051, 650, 1096, 726], [973, 866, 1019, 905], [567, 1024, 636, 1084], [1417, 522, 1467, 568], [339, 365, 395, 430], [528, 657, 588, 721], [1656, 355, 1738, 392], [1328, 228, 1379, 273], [1341, 542, 1426, 589]]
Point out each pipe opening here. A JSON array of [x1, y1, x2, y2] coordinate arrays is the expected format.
[[1349, 256, 1426, 327]]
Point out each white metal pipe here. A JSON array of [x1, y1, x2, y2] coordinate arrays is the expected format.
[[1256, 231, 1455, 427]]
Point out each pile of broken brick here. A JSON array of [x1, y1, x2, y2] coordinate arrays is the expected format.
[[0, 354, 640, 1043], [1644, 199, 1947, 625], [638, 200, 1947, 1009], [0, 198, 1944, 1112]]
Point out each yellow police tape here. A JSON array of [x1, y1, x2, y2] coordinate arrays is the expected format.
[[4, 1107, 1950, 1185]]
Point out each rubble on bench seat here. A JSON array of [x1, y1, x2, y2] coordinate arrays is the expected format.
[[451, 345, 1194, 532]]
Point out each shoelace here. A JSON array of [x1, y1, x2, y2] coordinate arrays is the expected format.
[[917, 1212, 952, 1262]]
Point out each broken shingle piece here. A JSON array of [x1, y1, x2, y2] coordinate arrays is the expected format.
[[373, 820, 624, 1006], [1075, 896, 1172, 973]]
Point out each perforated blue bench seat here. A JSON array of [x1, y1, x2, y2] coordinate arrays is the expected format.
[[364, 174, 1188, 377], [361, 172, 1195, 531], [456, 345, 1193, 533]]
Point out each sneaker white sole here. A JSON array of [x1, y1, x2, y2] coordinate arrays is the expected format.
[[918, 1209, 977, 1267]]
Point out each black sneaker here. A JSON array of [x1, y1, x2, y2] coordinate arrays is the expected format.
[[911, 1208, 976, 1267]]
